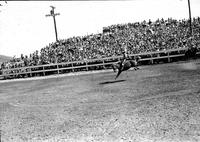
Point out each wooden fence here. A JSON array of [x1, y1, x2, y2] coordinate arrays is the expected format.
[[0, 47, 199, 79]]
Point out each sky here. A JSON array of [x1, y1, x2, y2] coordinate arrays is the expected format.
[[0, 0, 200, 57]]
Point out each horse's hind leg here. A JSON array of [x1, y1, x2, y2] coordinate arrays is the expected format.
[[115, 70, 122, 80], [112, 65, 116, 72]]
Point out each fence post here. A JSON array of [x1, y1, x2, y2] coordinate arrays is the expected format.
[[13, 68, 16, 78], [43, 66, 45, 76], [150, 54, 153, 64], [86, 61, 89, 71], [167, 51, 170, 62], [71, 63, 74, 72], [4, 71, 7, 80], [57, 64, 59, 74], [29, 67, 32, 77], [103, 60, 106, 69]]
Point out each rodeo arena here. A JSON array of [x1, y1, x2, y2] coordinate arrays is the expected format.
[[1, 1, 200, 142]]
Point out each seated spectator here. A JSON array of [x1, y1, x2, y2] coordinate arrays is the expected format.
[[2, 17, 200, 70]]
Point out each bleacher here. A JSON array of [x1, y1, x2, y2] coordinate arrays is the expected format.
[[0, 17, 200, 79]]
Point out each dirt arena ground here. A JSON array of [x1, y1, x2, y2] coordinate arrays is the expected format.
[[0, 60, 200, 142]]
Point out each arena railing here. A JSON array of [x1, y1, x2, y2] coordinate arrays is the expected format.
[[0, 47, 199, 79]]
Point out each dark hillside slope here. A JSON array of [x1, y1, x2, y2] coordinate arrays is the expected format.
[[0, 54, 12, 62]]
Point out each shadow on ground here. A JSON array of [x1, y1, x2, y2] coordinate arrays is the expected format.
[[99, 79, 126, 85]]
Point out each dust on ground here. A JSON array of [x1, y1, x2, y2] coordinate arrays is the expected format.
[[0, 60, 200, 142]]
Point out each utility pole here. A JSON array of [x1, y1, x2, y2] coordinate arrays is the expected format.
[[187, 0, 192, 36], [0, 129, 1, 142], [46, 6, 60, 42]]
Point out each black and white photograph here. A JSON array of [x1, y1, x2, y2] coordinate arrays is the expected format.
[[0, 0, 200, 141]]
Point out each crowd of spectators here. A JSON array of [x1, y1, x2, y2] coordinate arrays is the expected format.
[[1, 17, 200, 71]]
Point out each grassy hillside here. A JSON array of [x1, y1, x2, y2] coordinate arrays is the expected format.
[[0, 54, 12, 63]]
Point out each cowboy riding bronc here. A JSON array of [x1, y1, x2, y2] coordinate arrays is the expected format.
[[121, 44, 129, 70]]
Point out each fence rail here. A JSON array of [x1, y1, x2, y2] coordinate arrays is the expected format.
[[0, 47, 199, 79]]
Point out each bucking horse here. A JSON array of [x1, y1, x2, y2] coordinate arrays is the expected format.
[[112, 56, 141, 79]]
